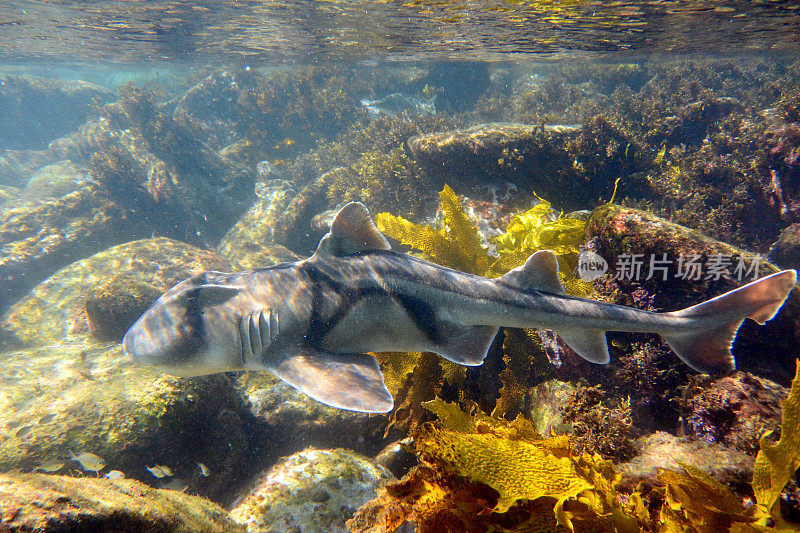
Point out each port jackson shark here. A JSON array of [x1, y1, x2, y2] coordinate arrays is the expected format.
[[123, 202, 797, 412]]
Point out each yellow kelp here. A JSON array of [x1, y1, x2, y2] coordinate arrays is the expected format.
[[658, 463, 760, 532], [413, 423, 591, 514], [489, 194, 590, 297], [752, 360, 800, 528], [374, 184, 488, 275], [350, 398, 651, 532]]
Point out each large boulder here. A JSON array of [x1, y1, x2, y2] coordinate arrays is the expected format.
[[406, 120, 649, 211], [0, 184, 126, 312], [230, 448, 393, 533], [0, 472, 243, 532], [618, 431, 754, 491], [1, 237, 234, 345]]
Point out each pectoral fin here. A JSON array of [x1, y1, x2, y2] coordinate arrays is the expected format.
[[270, 350, 394, 413]]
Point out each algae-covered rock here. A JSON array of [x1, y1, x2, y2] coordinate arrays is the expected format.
[[406, 121, 645, 211], [217, 179, 302, 270], [229, 448, 393, 533], [0, 184, 125, 313], [84, 278, 163, 342], [524, 379, 577, 438], [0, 341, 257, 503], [587, 203, 800, 383], [0, 472, 243, 532], [406, 122, 581, 194], [681, 372, 787, 455], [618, 431, 754, 490], [21, 160, 93, 201], [2, 237, 234, 345], [0, 75, 112, 151], [768, 223, 800, 270], [98, 85, 257, 246]]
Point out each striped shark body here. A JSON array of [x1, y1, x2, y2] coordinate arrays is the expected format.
[[123, 202, 797, 413]]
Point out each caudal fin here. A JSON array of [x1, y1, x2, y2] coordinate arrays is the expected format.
[[662, 270, 797, 374]]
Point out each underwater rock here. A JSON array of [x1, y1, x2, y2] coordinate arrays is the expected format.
[[173, 70, 245, 151], [655, 97, 745, 146], [406, 122, 576, 182], [618, 431, 754, 491], [0, 184, 20, 209], [235, 374, 388, 456], [0, 75, 112, 151], [84, 278, 163, 342], [406, 121, 643, 211], [0, 119, 117, 188], [0, 472, 242, 532], [229, 448, 393, 533], [2, 237, 234, 346], [0, 340, 259, 503], [0, 239, 262, 503], [21, 160, 93, 201], [273, 149, 438, 254], [680, 372, 787, 455], [0, 184, 125, 313], [587, 203, 800, 384], [768, 223, 800, 270], [524, 379, 576, 438], [99, 85, 257, 245], [217, 179, 302, 270], [374, 440, 417, 479]]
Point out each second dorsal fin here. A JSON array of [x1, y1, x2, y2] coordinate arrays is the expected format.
[[314, 202, 391, 257], [499, 250, 565, 294]]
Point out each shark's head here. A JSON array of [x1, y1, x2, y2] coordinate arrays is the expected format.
[[122, 273, 244, 377]]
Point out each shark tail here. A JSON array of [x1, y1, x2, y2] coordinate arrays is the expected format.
[[661, 270, 796, 374]]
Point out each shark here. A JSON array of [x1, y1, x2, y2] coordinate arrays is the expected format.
[[123, 202, 797, 413]]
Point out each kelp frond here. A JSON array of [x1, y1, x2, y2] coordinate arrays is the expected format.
[[752, 360, 800, 528], [351, 399, 652, 532]]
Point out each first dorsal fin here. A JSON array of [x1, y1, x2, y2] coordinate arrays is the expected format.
[[500, 250, 564, 294], [314, 202, 391, 257]]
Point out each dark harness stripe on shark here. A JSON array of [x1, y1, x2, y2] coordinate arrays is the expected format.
[[123, 201, 798, 413], [302, 260, 443, 349]]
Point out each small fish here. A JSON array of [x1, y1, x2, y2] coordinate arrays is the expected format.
[[197, 462, 211, 476], [70, 451, 106, 473], [33, 460, 65, 473], [147, 464, 173, 478], [38, 414, 56, 424], [124, 203, 797, 413], [15, 426, 32, 437], [104, 470, 125, 479]]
